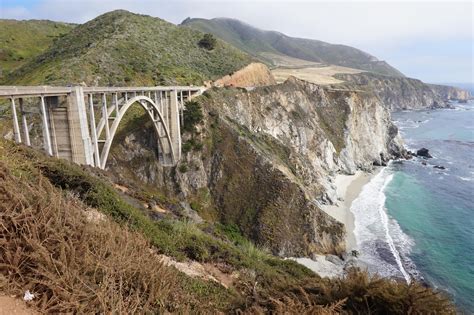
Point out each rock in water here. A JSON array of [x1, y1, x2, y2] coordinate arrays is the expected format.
[[417, 148, 433, 158], [433, 165, 446, 170]]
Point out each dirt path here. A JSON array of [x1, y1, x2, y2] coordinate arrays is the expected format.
[[0, 295, 38, 315]]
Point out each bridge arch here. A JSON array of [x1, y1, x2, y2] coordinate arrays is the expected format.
[[99, 95, 175, 169]]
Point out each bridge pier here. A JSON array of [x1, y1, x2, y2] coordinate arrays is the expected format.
[[19, 98, 31, 146], [169, 90, 182, 162]]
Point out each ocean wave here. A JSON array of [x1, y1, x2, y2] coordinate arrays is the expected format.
[[394, 119, 430, 130], [351, 167, 414, 283], [453, 105, 474, 111]]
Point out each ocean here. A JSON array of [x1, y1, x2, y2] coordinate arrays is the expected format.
[[351, 92, 474, 312]]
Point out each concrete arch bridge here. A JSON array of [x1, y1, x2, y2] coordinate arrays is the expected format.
[[0, 86, 204, 169]]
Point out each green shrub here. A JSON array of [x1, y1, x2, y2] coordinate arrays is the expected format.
[[182, 138, 204, 153], [182, 140, 193, 153], [198, 33, 217, 50], [178, 163, 188, 173], [182, 100, 203, 133]]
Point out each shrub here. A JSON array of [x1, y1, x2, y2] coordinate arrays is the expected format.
[[198, 33, 217, 50], [178, 163, 188, 173], [182, 100, 203, 133], [182, 140, 193, 153], [0, 163, 176, 313], [182, 138, 204, 153]]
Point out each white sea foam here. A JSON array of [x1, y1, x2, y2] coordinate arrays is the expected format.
[[351, 167, 413, 283]]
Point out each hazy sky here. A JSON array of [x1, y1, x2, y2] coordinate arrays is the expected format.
[[2, 0, 473, 83]]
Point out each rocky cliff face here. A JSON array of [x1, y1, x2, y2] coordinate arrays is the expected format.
[[108, 77, 404, 258], [334, 72, 449, 111], [428, 84, 472, 101]]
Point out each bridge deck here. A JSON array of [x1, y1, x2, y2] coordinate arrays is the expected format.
[[0, 86, 205, 98]]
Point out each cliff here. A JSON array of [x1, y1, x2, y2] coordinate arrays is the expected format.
[[334, 72, 471, 110], [428, 83, 472, 101], [107, 77, 405, 258]]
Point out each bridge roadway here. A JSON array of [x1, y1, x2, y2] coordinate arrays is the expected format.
[[0, 85, 205, 169]]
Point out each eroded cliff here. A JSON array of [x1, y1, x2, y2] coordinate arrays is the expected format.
[[108, 77, 405, 258], [428, 83, 472, 102], [334, 72, 471, 110]]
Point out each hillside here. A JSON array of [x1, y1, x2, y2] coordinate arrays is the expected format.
[[0, 96, 455, 313], [181, 17, 404, 77], [2, 11, 253, 86], [0, 19, 74, 78]]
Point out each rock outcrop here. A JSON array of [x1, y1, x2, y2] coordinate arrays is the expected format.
[[416, 148, 432, 158], [334, 72, 471, 111], [213, 62, 276, 88], [108, 77, 405, 258]]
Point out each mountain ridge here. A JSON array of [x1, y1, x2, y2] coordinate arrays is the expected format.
[[181, 17, 404, 77], [2, 10, 253, 86]]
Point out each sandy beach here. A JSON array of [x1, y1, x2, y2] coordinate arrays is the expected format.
[[321, 169, 380, 250]]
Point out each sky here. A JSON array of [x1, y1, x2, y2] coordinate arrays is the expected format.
[[1, 0, 473, 83]]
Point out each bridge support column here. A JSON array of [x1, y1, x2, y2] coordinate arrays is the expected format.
[[40, 96, 53, 156], [169, 90, 181, 163], [10, 98, 22, 143], [66, 87, 94, 166], [19, 98, 31, 146]]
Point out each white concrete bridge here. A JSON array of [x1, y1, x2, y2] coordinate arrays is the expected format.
[[0, 86, 204, 169]]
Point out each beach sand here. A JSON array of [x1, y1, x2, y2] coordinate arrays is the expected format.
[[292, 169, 381, 278], [322, 170, 380, 250]]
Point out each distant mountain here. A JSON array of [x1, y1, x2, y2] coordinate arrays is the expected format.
[[0, 19, 74, 78], [181, 17, 404, 77], [3, 11, 253, 86]]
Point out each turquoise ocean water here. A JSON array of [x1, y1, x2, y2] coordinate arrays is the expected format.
[[351, 91, 474, 312]]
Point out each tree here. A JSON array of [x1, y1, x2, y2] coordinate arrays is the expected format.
[[198, 33, 217, 50], [182, 100, 203, 133]]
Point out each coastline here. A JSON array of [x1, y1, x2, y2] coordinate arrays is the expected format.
[[292, 168, 382, 278], [322, 168, 382, 250]]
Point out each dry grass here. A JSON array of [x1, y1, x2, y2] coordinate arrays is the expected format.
[[272, 65, 363, 85], [241, 268, 455, 314], [283, 269, 455, 314], [0, 162, 176, 313]]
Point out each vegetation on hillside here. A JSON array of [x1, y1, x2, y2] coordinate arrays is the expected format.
[[2, 11, 253, 86], [198, 33, 217, 50], [182, 17, 404, 77], [0, 139, 456, 313], [0, 19, 74, 78]]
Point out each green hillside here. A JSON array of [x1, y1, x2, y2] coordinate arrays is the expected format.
[[0, 19, 74, 79], [3, 11, 253, 86], [181, 17, 404, 77]]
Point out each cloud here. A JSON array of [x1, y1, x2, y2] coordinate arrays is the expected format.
[[4, 1, 472, 43]]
